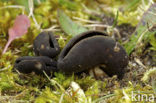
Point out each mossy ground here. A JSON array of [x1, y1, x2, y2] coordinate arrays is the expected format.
[[0, 0, 155, 103]]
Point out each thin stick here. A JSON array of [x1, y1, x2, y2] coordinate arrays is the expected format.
[[84, 24, 111, 28], [73, 17, 100, 24], [134, 58, 147, 69], [0, 5, 25, 14], [0, 66, 11, 72], [28, 0, 34, 17], [59, 93, 65, 103], [137, 24, 154, 44], [28, 0, 60, 32], [41, 25, 60, 32], [43, 71, 65, 92], [0, 5, 25, 10]]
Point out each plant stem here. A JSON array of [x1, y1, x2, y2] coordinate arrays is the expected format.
[[2, 38, 13, 54]]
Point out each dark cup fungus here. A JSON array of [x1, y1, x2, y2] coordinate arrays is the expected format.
[[57, 31, 128, 78], [14, 56, 57, 75], [33, 31, 60, 58], [14, 30, 128, 79]]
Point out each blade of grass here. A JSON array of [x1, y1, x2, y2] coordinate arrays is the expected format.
[[124, 3, 156, 55], [57, 10, 88, 36], [93, 93, 115, 103]]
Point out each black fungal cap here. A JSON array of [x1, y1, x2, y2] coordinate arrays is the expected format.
[[14, 56, 57, 75], [14, 30, 128, 79], [33, 31, 60, 58], [57, 30, 128, 79]]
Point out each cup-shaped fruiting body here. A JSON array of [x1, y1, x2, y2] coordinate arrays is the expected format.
[[57, 31, 128, 78], [14, 30, 128, 79], [33, 31, 60, 58], [14, 56, 57, 75]]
